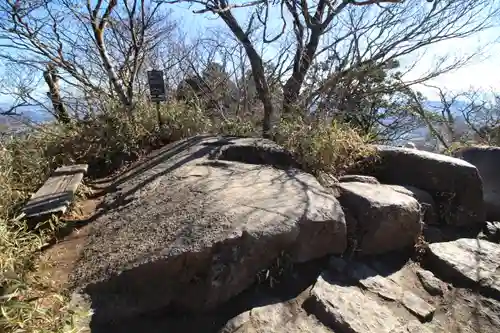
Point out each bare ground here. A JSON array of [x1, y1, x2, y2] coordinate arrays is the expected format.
[[32, 138, 500, 333]]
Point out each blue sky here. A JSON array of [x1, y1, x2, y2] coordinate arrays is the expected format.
[[166, 1, 500, 101], [1, 0, 499, 109]]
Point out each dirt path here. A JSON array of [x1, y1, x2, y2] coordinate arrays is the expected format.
[[36, 180, 110, 291]]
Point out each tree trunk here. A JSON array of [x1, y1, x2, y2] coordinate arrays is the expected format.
[[43, 63, 71, 124], [218, 12, 274, 138], [90, 0, 133, 115], [94, 29, 132, 111], [282, 29, 321, 117]]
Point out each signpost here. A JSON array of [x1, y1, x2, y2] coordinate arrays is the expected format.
[[147, 70, 166, 127]]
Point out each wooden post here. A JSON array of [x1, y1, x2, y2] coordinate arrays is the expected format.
[[156, 101, 163, 128]]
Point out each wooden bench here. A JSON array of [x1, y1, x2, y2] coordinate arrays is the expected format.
[[22, 164, 88, 218]]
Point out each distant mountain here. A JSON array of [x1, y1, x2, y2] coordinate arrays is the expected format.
[[0, 103, 54, 135], [0, 99, 480, 148], [401, 99, 478, 151]]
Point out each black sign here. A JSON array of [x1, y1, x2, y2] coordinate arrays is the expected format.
[[147, 70, 166, 102]]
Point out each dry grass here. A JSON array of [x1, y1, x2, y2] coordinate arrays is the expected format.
[[0, 101, 373, 332], [276, 117, 376, 176]]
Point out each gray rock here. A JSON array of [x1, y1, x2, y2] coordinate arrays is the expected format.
[[416, 268, 445, 296], [401, 291, 435, 321], [335, 182, 422, 255], [427, 238, 500, 298], [339, 174, 380, 184], [308, 273, 431, 333], [360, 145, 485, 226], [435, 288, 500, 333], [208, 136, 300, 169], [220, 300, 331, 333], [69, 136, 346, 323], [402, 142, 417, 149], [316, 171, 339, 188], [345, 261, 435, 321], [391, 321, 433, 333], [453, 146, 500, 221], [422, 225, 445, 243], [386, 185, 438, 225]]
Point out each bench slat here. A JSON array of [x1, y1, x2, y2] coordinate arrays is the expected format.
[[22, 164, 88, 218]]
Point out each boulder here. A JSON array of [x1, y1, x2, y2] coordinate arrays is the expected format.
[[316, 171, 339, 188], [386, 185, 438, 225], [308, 272, 432, 333], [402, 141, 417, 149], [338, 174, 379, 184], [427, 238, 500, 298], [220, 300, 330, 333], [416, 268, 445, 296], [207, 136, 300, 169], [334, 259, 435, 321], [334, 182, 422, 255], [360, 145, 484, 226], [69, 136, 347, 323], [453, 145, 500, 221]]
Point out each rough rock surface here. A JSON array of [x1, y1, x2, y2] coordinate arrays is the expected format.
[[82, 252, 500, 333], [334, 182, 422, 255], [387, 185, 438, 225], [338, 174, 380, 184], [338, 261, 435, 321], [308, 272, 432, 333], [207, 136, 300, 169], [360, 145, 484, 226], [69, 136, 346, 323], [220, 299, 331, 333], [453, 145, 500, 221], [427, 238, 500, 298], [416, 268, 445, 296]]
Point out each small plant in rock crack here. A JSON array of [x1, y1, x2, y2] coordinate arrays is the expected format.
[[413, 234, 429, 262], [256, 251, 294, 288]]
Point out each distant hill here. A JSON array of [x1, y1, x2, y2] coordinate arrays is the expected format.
[[0, 99, 477, 148], [405, 99, 473, 150], [0, 103, 54, 135]]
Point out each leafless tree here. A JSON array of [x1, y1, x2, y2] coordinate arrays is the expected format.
[[163, 0, 499, 138], [0, 0, 179, 118], [416, 86, 500, 149], [43, 62, 70, 124]]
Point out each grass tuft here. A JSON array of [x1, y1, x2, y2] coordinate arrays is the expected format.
[[0, 101, 372, 332]]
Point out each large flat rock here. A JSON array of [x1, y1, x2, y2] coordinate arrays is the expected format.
[[453, 145, 500, 221], [335, 182, 422, 255], [360, 145, 484, 226], [69, 136, 346, 323], [427, 238, 500, 297]]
